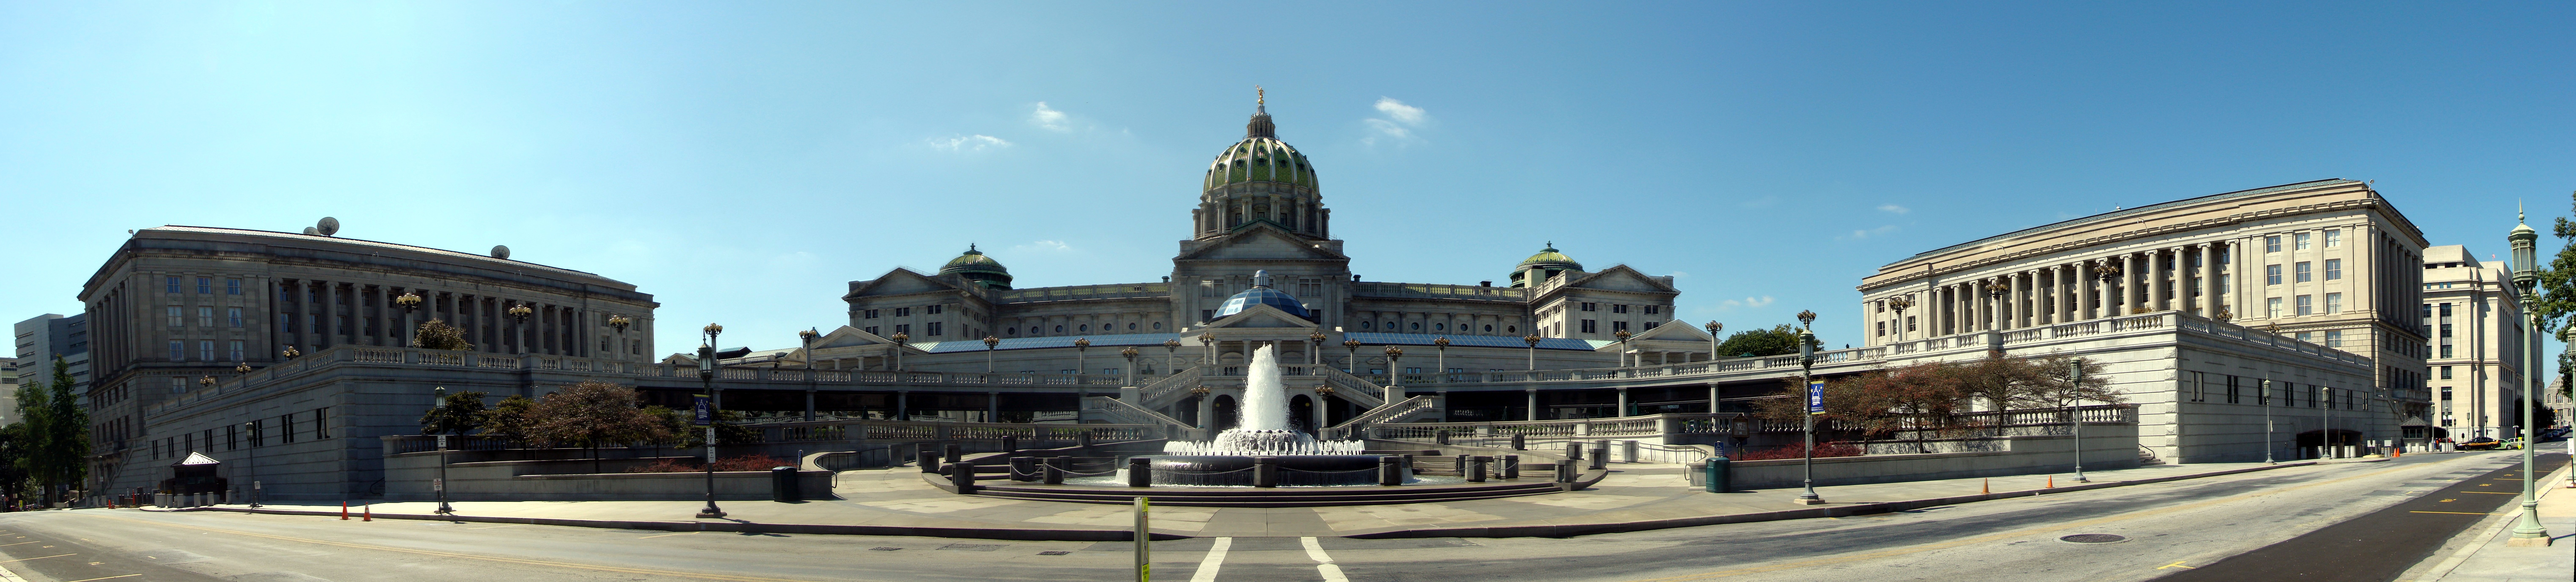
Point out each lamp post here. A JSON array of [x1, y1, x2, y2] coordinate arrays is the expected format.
[[1433, 337, 1450, 383], [1121, 347, 1140, 387], [889, 332, 908, 372], [609, 314, 632, 359], [1983, 281, 2010, 330], [2262, 376, 2276, 464], [281, 346, 300, 360], [1347, 339, 1364, 373], [1523, 334, 1541, 371], [1163, 339, 1181, 374], [695, 328, 725, 519], [1384, 347, 1404, 405], [2505, 210, 2553, 546], [801, 329, 820, 422], [432, 386, 455, 515], [507, 303, 534, 354], [1075, 338, 1092, 377], [1309, 332, 1327, 366], [243, 421, 260, 508], [235, 362, 252, 382], [395, 291, 422, 346], [2066, 360, 2088, 482], [2096, 262, 2124, 318], [1201, 334, 1217, 368], [1794, 309, 1822, 505], [983, 336, 1000, 373], [1888, 296, 1912, 342], [1614, 329, 1634, 369], [1703, 321, 1723, 362]]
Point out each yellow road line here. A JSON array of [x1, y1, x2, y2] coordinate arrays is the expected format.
[[61, 575, 143, 582], [0, 554, 73, 563], [1622, 458, 2488, 582], [2454, 491, 2518, 494], [0, 541, 38, 546], [2156, 561, 2193, 570], [78, 515, 819, 582]]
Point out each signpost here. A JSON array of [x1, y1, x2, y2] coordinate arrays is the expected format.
[[694, 393, 725, 519]]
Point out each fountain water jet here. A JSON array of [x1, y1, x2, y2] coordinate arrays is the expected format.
[[1141, 344, 1374, 485]]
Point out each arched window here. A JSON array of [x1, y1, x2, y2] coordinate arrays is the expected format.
[[1055, 325, 1065, 333]]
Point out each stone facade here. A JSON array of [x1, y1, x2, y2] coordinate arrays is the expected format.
[[2419, 244, 2528, 440]]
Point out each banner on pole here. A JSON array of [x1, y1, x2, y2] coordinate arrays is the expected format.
[[1807, 380, 1826, 415], [692, 394, 712, 426]]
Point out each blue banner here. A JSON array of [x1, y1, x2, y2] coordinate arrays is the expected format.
[[1807, 380, 1826, 415], [692, 394, 712, 426]]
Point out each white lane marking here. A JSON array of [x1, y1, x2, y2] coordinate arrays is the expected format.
[[1189, 537, 1232, 582], [1300, 537, 1349, 582]]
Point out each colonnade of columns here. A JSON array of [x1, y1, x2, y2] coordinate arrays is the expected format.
[[1896, 241, 2235, 338]]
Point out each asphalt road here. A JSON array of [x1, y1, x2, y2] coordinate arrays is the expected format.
[[0, 450, 2543, 582]]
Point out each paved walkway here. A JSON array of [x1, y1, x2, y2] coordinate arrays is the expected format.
[[173, 459, 2327, 539], [2418, 460, 2575, 581]]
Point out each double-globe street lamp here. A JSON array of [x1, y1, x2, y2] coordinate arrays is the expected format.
[[507, 303, 534, 353], [695, 322, 726, 519], [431, 386, 456, 515], [2505, 211, 2553, 546], [1794, 310, 1823, 505], [1887, 296, 1912, 342]]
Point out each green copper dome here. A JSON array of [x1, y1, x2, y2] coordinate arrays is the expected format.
[[1205, 92, 1317, 190], [1510, 243, 1582, 288], [939, 245, 1014, 290]]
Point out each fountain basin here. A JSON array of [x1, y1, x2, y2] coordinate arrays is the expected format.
[[1138, 455, 1387, 486]]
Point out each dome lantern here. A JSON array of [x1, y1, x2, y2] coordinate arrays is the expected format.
[[939, 244, 1014, 290], [1510, 242, 1583, 288]]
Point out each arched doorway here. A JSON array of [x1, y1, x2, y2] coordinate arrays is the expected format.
[[1211, 395, 1239, 431], [1289, 394, 1316, 434]]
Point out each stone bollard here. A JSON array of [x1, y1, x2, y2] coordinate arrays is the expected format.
[[1128, 457, 1152, 487], [1044, 457, 1065, 485], [950, 461, 978, 493], [1010, 457, 1035, 482], [1566, 442, 1584, 461], [919, 446, 941, 473], [1468, 456, 1489, 482], [1002, 436, 1018, 453], [1254, 457, 1280, 488], [1588, 444, 1610, 470], [1453, 454, 1470, 477], [1511, 433, 1525, 451], [944, 443, 963, 464], [1554, 460, 1577, 483], [1501, 454, 1520, 479], [1379, 456, 1403, 486]]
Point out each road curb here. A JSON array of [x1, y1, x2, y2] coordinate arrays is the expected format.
[[1346, 461, 2321, 539], [160, 505, 1188, 542]]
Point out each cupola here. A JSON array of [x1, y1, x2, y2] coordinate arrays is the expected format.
[[1212, 270, 1313, 320], [1510, 243, 1583, 288], [938, 244, 1014, 290]]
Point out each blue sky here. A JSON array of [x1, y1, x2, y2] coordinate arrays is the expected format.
[[4, 2, 2571, 354]]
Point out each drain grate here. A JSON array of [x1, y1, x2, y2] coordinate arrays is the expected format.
[[2058, 534, 2127, 544], [1038, 551, 1072, 556], [869, 547, 902, 551]]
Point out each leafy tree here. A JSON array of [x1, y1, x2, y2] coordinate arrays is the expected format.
[[1715, 324, 1818, 358], [418, 390, 490, 435], [0, 423, 29, 509], [412, 319, 474, 351], [15, 357, 87, 504], [661, 407, 761, 448], [526, 381, 675, 473], [478, 395, 539, 441]]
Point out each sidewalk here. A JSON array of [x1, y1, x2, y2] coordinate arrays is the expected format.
[[2418, 459, 2574, 581], [166, 459, 2330, 540]]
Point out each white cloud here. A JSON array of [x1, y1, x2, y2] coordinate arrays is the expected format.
[[1374, 97, 1426, 124], [1877, 204, 1910, 214], [1030, 102, 1070, 132], [929, 134, 1011, 152], [1719, 295, 1777, 310], [1846, 225, 1901, 239], [1362, 97, 1430, 146], [1012, 240, 1072, 252]]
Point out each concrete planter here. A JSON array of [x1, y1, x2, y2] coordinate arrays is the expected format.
[[384, 452, 833, 502]]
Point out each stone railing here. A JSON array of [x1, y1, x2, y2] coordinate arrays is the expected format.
[[1349, 281, 1527, 302], [1363, 404, 2137, 448], [1321, 395, 1441, 440], [1084, 396, 1190, 431], [1137, 366, 1204, 408], [991, 283, 1170, 304]]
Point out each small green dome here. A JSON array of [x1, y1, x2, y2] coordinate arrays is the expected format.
[[939, 245, 1014, 289], [1510, 243, 1582, 288]]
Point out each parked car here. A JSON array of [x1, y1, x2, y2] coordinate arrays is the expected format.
[[2501, 437, 2526, 450], [2458, 437, 2502, 451]]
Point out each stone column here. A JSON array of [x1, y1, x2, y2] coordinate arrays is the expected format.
[[2202, 243, 2221, 317], [1196, 394, 1214, 428], [1526, 389, 1540, 421], [2076, 261, 2095, 320], [2148, 249, 2167, 313], [1617, 387, 1630, 417]]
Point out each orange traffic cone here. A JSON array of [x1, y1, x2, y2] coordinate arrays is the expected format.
[[2046, 475, 2055, 488], [362, 504, 372, 522], [1982, 478, 1990, 494], [341, 502, 349, 520]]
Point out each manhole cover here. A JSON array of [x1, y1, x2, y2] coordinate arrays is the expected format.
[[2058, 534, 2127, 544], [1038, 551, 1072, 556]]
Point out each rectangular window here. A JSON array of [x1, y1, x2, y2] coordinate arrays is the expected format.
[[2265, 236, 2282, 253], [2440, 365, 2452, 379], [1877, 321, 1887, 337], [2294, 262, 2312, 283], [1876, 301, 1887, 313], [1611, 304, 1629, 314], [2294, 232, 2312, 251], [926, 305, 944, 315], [1906, 316, 1917, 332], [2324, 259, 2341, 280], [2226, 375, 2242, 404], [2295, 331, 2313, 342], [893, 324, 910, 335], [2439, 322, 2452, 338], [227, 426, 237, 450], [199, 306, 215, 327], [630, 339, 641, 354], [2440, 344, 2453, 358], [200, 340, 214, 361], [2267, 297, 2283, 318], [249, 420, 263, 447], [2324, 229, 2341, 247], [168, 305, 184, 327], [1297, 278, 1322, 297], [1580, 302, 1597, 312], [281, 414, 295, 443], [894, 307, 911, 317], [167, 276, 182, 293], [170, 376, 185, 393], [169, 340, 185, 361], [195, 277, 212, 294], [2295, 295, 2313, 316], [1612, 321, 1629, 332], [926, 321, 944, 336], [2325, 330, 2342, 347], [226, 278, 242, 295], [2324, 292, 2342, 314], [228, 340, 243, 362], [2189, 371, 2205, 402], [863, 309, 879, 319], [1646, 305, 1661, 314], [864, 326, 879, 336], [313, 408, 327, 439], [227, 307, 243, 327], [1201, 281, 1218, 297], [2266, 264, 2283, 285], [1581, 319, 1597, 334]]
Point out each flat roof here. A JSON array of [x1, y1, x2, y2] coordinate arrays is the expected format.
[[1885, 178, 2359, 269]]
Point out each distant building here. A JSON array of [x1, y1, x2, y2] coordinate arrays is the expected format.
[[12, 313, 90, 418], [2418, 244, 2526, 439], [0, 356, 20, 424]]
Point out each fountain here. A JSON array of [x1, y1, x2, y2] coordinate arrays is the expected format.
[[1136, 344, 1383, 486]]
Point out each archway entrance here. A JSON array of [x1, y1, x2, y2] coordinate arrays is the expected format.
[[1212, 395, 1239, 431], [1289, 394, 1316, 434]]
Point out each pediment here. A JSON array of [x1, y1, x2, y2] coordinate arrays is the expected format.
[[1201, 304, 1320, 330], [799, 326, 918, 360], [1175, 224, 1348, 262], [846, 268, 962, 299], [1564, 265, 1678, 294], [1626, 320, 1711, 342]]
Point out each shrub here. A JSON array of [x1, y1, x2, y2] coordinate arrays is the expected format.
[[1732, 442, 1863, 461], [624, 455, 788, 473], [625, 458, 696, 473]]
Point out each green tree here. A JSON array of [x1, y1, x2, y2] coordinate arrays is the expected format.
[[1715, 324, 1819, 358], [0, 423, 30, 509], [478, 395, 539, 441], [412, 319, 474, 351], [418, 390, 490, 435], [526, 381, 675, 473], [16, 357, 88, 504]]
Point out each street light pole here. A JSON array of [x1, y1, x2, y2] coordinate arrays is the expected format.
[[2067, 360, 2088, 483], [1075, 338, 1091, 377], [1888, 296, 1911, 342], [432, 386, 455, 515], [706, 324, 726, 410], [1344, 339, 1360, 373], [1163, 339, 1181, 375], [1433, 337, 1449, 383], [1523, 334, 1540, 371], [696, 324, 726, 520], [1614, 329, 1633, 370], [889, 332, 908, 372], [1310, 332, 1327, 367], [507, 303, 533, 354], [243, 421, 260, 508], [802, 329, 821, 422], [395, 291, 422, 347], [1122, 347, 1139, 387], [1794, 310, 1823, 505], [2263, 376, 2276, 464], [983, 336, 1000, 373], [2505, 209, 2553, 546], [1703, 321, 1723, 362], [1384, 347, 1404, 405]]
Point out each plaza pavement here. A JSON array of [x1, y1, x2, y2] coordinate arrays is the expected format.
[[2410, 460, 2574, 582], [161, 458, 2331, 540]]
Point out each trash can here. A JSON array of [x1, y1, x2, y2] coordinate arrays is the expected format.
[[772, 466, 801, 502], [1703, 455, 1731, 493]]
